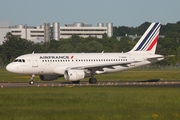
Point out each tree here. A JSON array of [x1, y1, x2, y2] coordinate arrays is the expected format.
[[2, 32, 33, 62], [58, 44, 74, 53], [118, 37, 131, 52], [86, 40, 103, 52]]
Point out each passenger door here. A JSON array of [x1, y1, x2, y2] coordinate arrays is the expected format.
[[32, 55, 38, 67]]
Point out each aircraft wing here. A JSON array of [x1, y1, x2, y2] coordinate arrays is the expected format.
[[68, 60, 140, 71], [54, 60, 140, 74]]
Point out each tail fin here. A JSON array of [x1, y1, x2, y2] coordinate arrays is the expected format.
[[129, 22, 161, 54]]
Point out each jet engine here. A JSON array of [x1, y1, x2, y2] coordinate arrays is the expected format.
[[39, 75, 60, 81], [64, 70, 85, 81]]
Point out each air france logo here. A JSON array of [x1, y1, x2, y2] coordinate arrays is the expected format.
[[40, 56, 74, 59], [71, 56, 74, 59]]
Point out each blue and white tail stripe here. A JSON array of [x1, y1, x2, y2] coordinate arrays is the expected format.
[[129, 22, 161, 54], [136, 23, 160, 51]]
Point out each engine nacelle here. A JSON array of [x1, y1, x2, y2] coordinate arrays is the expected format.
[[39, 75, 59, 81], [64, 70, 85, 81]]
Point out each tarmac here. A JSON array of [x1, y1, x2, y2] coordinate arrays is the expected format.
[[1, 81, 180, 88]]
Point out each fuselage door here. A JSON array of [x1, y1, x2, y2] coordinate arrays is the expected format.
[[32, 55, 38, 67]]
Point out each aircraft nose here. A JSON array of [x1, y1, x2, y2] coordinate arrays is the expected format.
[[6, 64, 12, 72], [6, 63, 17, 73]]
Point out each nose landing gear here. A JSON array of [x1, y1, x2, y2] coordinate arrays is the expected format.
[[29, 75, 35, 85]]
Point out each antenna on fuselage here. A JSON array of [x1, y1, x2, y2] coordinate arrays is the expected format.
[[32, 51, 35, 54]]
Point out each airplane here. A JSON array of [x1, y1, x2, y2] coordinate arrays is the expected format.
[[6, 22, 164, 85]]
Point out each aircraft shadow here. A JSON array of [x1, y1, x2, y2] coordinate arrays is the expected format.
[[140, 79, 160, 82]]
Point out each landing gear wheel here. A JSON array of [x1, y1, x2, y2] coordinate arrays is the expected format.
[[29, 80, 34, 85], [29, 75, 35, 85], [89, 78, 97, 84]]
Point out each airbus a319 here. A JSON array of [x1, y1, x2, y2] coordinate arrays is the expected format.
[[6, 22, 164, 84]]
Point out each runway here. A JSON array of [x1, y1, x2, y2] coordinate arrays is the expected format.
[[1, 81, 180, 88]]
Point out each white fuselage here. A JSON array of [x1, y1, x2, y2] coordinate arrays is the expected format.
[[6, 52, 163, 76]]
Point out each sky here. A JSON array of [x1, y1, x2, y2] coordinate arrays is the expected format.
[[0, 0, 180, 27]]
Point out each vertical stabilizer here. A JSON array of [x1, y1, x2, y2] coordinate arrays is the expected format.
[[129, 22, 161, 54]]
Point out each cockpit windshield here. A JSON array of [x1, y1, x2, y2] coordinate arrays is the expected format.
[[13, 59, 25, 62]]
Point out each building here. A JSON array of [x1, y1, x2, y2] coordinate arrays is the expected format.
[[0, 21, 113, 44], [60, 22, 113, 39], [0, 21, 10, 44]]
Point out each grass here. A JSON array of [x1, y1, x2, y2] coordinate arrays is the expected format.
[[1, 67, 180, 83], [1, 67, 180, 120], [95, 69, 180, 81], [0, 87, 180, 120]]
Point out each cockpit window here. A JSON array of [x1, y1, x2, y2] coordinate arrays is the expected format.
[[14, 59, 25, 62], [14, 59, 18, 62]]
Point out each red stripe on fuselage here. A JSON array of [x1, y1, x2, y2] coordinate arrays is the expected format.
[[147, 35, 159, 51]]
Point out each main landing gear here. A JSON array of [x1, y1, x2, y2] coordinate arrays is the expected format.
[[88, 72, 97, 84], [89, 78, 97, 84], [29, 75, 35, 85]]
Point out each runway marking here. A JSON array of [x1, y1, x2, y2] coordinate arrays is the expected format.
[[1, 81, 180, 88]]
